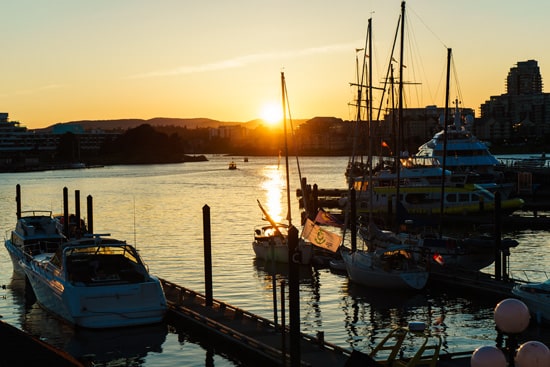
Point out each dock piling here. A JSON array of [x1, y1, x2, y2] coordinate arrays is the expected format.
[[87, 195, 93, 234], [203, 204, 213, 307], [75, 190, 81, 233], [16, 184, 21, 219], [288, 225, 301, 366], [63, 187, 69, 236]]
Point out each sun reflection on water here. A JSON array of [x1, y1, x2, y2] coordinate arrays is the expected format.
[[259, 164, 287, 223]]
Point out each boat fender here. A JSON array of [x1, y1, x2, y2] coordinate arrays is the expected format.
[[408, 321, 426, 332]]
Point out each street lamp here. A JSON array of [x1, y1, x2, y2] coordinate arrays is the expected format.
[[471, 345, 506, 367], [515, 340, 550, 367], [493, 298, 531, 367], [473, 298, 549, 366]]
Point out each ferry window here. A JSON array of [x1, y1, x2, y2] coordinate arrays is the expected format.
[[405, 194, 426, 204], [447, 194, 457, 202], [459, 193, 469, 202], [472, 193, 479, 201]]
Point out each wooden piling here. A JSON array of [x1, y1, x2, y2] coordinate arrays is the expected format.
[[75, 190, 81, 232], [203, 204, 213, 307], [63, 187, 69, 235], [16, 184, 21, 219], [87, 195, 93, 234], [287, 225, 300, 367]]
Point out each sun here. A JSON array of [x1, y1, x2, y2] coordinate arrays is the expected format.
[[260, 101, 283, 126]]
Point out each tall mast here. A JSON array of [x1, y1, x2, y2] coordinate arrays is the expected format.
[[281, 72, 292, 226], [367, 17, 374, 230], [439, 48, 452, 234], [395, 0, 405, 229]]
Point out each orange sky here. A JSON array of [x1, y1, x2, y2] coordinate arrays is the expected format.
[[1, 0, 549, 129]]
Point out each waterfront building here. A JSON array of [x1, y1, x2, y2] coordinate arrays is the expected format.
[[0, 113, 120, 170], [479, 59, 550, 143]]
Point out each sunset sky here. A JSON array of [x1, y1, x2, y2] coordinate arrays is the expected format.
[[1, 0, 549, 129]]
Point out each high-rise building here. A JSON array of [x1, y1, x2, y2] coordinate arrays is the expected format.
[[506, 59, 543, 96], [479, 60, 550, 143]]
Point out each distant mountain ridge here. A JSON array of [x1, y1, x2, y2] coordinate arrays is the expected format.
[[40, 117, 311, 132], [40, 117, 269, 131]]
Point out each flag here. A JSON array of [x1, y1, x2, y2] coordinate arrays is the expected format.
[[302, 219, 342, 253], [433, 252, 445, 266], [314, 209, 343, 228]]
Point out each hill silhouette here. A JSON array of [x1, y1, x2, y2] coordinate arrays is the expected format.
[[43, 117, 298, 131]]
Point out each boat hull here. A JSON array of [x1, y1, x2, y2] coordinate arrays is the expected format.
[[341, 249, 428, 290], [512, 280, 550, 324], [252, 238, 313, 265], [5, 239, 26, 275], [355, 185, 524, 216], [23, 260, 167, 328]]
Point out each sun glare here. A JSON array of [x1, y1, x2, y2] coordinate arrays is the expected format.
[[260, 102, 283, 126]]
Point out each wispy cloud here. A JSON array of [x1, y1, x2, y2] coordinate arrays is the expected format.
[[14, 84, 67, 95], [128, 41, 359, 79]]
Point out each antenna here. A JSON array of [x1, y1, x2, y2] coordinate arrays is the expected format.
[[133, 196, 137, 248]]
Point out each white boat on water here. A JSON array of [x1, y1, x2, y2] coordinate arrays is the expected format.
[[252, 222, 313, 265], [4, 210, 67, 275], [415, 100, 514, 197], [361, 224, 519, 271], [252, 74, 314, 266], [352, 182, 523, 217], [512, 279, 550, 324], [341, 245, 429, 290], [20, 234, 167, 328]]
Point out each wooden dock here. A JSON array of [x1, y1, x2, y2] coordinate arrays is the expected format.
[[0, 277, 479, 366], [161, 278, 351, 367], [160, 279, 475, 367]]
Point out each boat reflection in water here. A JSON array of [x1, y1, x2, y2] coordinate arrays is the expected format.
[[10, 276, 168, 366]]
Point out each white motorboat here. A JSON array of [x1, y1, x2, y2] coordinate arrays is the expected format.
[[5, 210, 67, 275], [252, 74, 314, 266], [512, 279, 550, 324], [341, 245, 429, 290], [361, 224, 519, 271], [20, 234, 167, 328], [352, 182, 523, 217], [252, 222, 313, 265], [415, 100, 514, 197]]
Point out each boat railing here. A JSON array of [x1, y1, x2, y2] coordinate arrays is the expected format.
[[19, 210, 53, 217], [509, 269, 549, 283], [22, 240, 63, 258], [498, 157, 550, 170]]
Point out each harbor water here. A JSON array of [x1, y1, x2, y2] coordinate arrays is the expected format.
[[0, 155, 549, 366]]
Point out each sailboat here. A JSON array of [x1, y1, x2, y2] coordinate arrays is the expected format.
[[252, 72, 314, 265], [354, 24, 519, 273], [340, 10, 429, 291]]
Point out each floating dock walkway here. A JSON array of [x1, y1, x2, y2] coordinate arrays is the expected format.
[[0, 278, 477, 367], [160, 279, 473, 367], [161, 278, 351, 367]]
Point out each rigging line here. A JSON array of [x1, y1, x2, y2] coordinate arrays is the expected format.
[[133, 196, 137, 249], [284, 74, 304, 190], [374, 13, 401, 123], [407, 3, 448, 49], [451, 57, 464, 106], [280, 72, 292, 225], [350, 26, 371, 166]]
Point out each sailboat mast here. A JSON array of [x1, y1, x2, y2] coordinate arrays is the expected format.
[[281, 72, 292, 226], [398, 1, 405, 156], [439, 48, 452, 227], [367, 17, 374, 228], [395, 0, 405, 228]]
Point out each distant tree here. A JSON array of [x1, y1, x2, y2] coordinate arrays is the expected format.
[[56, 132, 80, 162], [98, 124, 185, 164]]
